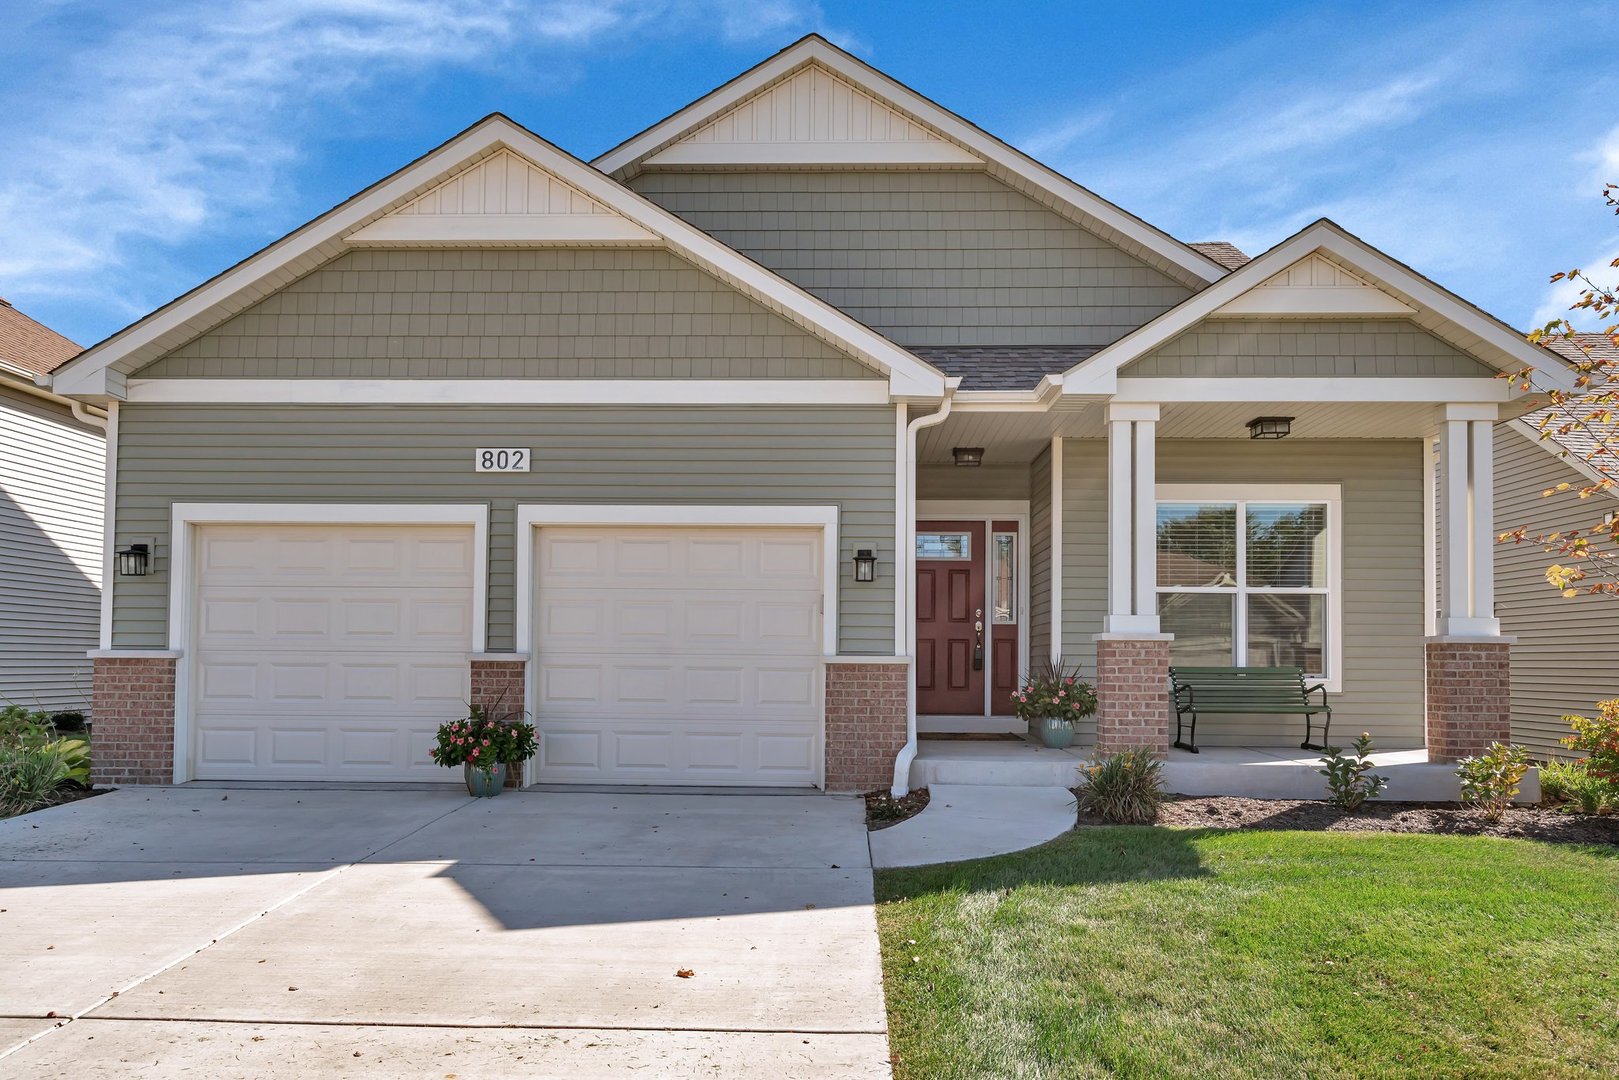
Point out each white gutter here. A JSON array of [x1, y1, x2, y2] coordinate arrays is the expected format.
[[0, 364, 109, 429], [890, 377, 960, 797]]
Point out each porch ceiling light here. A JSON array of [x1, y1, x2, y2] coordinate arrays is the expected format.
[[1246, 416, 1293, 440], [952, 446, 985, 467], [853, 547, 877, 583], [116, 543, 151, 577]]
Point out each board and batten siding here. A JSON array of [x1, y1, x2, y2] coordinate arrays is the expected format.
[[135, 248, 876, 381], [0, 385, 103, 713], [628, 170, 1192, 348], [1061, 438, 1427, 747], [1122, 319, 1497, 378], [111, 405, 896, 655], [1492, 426, 1619, 758]]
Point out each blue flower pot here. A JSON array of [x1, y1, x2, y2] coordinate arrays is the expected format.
[[1038, 716, 1075, 750], [463, 762, 507, 797]]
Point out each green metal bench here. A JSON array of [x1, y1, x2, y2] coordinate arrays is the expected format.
[[1168, 666, 1330, 754]]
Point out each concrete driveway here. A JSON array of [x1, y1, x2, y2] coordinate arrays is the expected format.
[[0, 787, 889, 1078]]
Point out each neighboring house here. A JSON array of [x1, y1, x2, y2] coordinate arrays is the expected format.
[[1493, 333, 1619, 758], [48, 36, 1577, 791], [0, 298, 104, 714]]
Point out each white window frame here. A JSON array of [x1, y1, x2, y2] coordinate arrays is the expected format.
[[1156, 483, 1343, 692]]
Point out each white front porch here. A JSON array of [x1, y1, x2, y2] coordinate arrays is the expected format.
[[906, 737, 1529, 802]]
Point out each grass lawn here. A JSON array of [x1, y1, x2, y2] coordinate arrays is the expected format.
[[876, 827, 1619, 1079]]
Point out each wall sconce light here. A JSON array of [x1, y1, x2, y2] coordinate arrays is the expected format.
[[1246, 416, 1293, 440], [116, 542, 151, 577], [952, 446, 985, 467], [853, 547, 877, 583]]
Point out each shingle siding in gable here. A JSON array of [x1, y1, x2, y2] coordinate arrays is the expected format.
[[136, 248, 876, 380], [1123, 319, 1497, 378], [628, 170, 1192, 348]]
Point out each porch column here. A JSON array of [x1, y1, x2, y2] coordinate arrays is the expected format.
[[1095, 403, 1171, 755], [1427, 403, 1511, 762]]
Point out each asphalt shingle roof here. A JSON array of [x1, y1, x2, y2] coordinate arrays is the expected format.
[[911, 345, 1102, 390], [1522, 332, 1616, 477], [1187, 241, 1251, 270], [0, 298, 81, 377]]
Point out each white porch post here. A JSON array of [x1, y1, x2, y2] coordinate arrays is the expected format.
[[1435, 403, 1500, 637], [1104, 403, 1160, 634]]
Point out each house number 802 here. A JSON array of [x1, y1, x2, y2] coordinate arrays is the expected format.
[[474, 448, 530, 473]]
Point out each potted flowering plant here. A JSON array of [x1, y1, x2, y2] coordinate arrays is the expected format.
[[429, 695, 538, 797], [1013, 658, 1097, 749]]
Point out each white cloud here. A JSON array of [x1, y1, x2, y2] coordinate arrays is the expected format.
[[0, 0, 823, 330]]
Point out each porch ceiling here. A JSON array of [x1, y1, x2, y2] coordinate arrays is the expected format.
[[917, 400, 1444, 464]]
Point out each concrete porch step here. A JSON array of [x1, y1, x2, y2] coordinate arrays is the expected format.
[[917, 714, 1027, 735], [908, 740, 1085, 789]]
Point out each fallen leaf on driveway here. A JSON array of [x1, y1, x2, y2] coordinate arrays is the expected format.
[[675, 968, 695, 979]]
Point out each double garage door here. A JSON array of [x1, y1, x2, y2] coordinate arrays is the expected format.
[[189, 523, 823, 786]]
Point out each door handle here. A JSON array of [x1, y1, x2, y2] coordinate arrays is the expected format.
[[973, 609, 984, 671]]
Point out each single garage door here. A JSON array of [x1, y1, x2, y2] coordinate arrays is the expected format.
[[534, 526, 823, 786], [190, 524, 475, 781]]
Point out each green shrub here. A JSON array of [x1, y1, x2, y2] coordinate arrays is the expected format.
[[1456, 742, 1531, 822], [1539, 759, 1617, 815], [1318, 732, 1389, 811], [0, 744, 71, 816], [1077, 748, 1166, 824], [0, 704, 51, 749], [1563, 699, 1619, 786], [50, 711, 87, 733]]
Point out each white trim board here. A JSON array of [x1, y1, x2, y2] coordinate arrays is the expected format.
[[124, 378, 894, 406], [164, 502, 491, 784], [1111, 377, 1510, 404], [1155, 483, 1345, 693]]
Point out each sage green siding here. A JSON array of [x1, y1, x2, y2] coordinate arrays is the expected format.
[[1493, 427, 1619, 758], [112, 405, 896, 654], [137, 249, 876, 380], [628, 170, 1192, 348], [1061, 438, 1427, 747], [916, 465, 1029, 501], [1123, 319, 1496, 378]]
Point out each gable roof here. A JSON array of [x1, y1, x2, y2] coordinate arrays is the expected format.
[[593, 35, 1229, 291], [1062, 218, 1581, 397], [49, 114, 947, 400], [1513, 332, 1617, 488], [0, 298, 80, 379]]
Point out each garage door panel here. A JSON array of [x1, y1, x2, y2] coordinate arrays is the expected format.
[[191, 524, 473, 782], [534, 525, 823, 787]]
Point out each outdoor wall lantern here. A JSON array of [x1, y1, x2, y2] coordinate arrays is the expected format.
[[116, 542, 151, 577], [952, 446, 985, 467], [853, 547, 877, 583], [1246, 416, 1294, 440]]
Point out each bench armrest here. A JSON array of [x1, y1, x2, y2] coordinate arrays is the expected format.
[[1172, 684, 1194, 704], [1304, 682, 1329, 707]]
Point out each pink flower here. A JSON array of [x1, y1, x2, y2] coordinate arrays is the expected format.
[[1065, 678, 1075, 685], [469, 747, 479, 758], [482, 739, 491, 747]]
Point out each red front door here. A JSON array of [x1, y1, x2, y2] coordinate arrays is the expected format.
[[916, 521, 985, 715]]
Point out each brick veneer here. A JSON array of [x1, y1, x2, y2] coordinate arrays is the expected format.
[[1093, 637, 1171, 755], [1425, 640, 1511, 763], [91, 656, 178, 785], [824, 662, 908, 793], [470, 658, 527, 787]]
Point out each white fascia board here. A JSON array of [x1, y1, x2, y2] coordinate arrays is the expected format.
[[593, 38, 1224, 287], [346, 214, 659, 246], [949, 376, 1065, 410], [54, 113, 948, 402], [644, 141, 979, 167], [124, 378, 894, 406], [1062, 221, 1579, 396], [1112, 377, 1511, 404]]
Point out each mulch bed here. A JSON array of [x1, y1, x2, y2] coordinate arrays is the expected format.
[[866, 787, 930, 831], [1085, 796, 1618, 846]]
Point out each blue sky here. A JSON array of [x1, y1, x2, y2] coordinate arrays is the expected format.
[[3, 0, 1615, 348]]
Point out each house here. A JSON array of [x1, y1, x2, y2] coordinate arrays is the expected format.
[[46, 36, 1577, 792], [1493, 333, 1618, 758], [0, 298, 105, 715]]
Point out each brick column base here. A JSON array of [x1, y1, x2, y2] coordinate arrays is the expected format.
[[1093, 637, 1171, 755], [471, 658, 527, 787], [91, 656, 178, 786], [1425, 640, 1510, 763], [825, 662, 908, 793]]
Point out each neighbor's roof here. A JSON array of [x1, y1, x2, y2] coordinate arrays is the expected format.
[[1518, 332, 1617, 478], [0, 298, 81, 377], [1187, 242, 1251, 271], [912, 346, 1100, 390]]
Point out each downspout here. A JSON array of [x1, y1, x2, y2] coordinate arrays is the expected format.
[[1, 366, 110, 430], [890, 377, 959, 797]]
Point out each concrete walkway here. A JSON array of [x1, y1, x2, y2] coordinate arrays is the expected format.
[[0, 787, 889, 1078], [869, 785, 1077, 868]]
